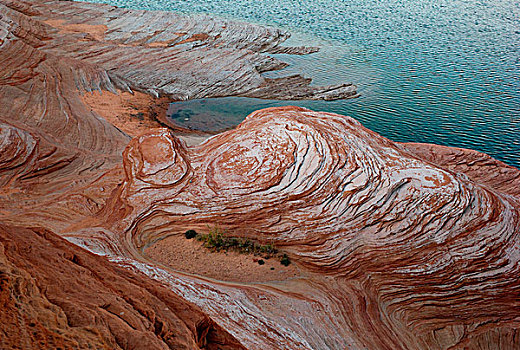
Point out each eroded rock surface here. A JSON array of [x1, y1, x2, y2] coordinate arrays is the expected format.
[[0, 0, 357, 229], [11, 0, 358, 101], [1, 0, 519, 349], [85, 106, 519, 350], [0, 224, 245, 350]]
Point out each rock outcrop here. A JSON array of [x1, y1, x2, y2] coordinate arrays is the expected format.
[[9, 0, 358, 101], [88, 106, 519, 350], [0, 0, 359, 347], [1, 0, 519, 349], [0, 0, 357, 230], [0, 223, 245, 350]]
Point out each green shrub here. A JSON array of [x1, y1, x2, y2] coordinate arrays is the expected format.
[[203, 227, 226, 251], [260, 243, 277, 255], [184, 229, 197, 239], [195, 226, 285, 262], [280, 254, 291, 266]]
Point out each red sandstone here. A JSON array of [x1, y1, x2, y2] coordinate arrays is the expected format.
[[1, 0, 519, 349]]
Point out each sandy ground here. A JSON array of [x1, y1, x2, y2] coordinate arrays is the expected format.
[[145, 234, 301, 283], [80, 90, 170, 137], [80, 90, 211, 146]]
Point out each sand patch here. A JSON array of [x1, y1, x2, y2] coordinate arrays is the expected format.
[[80, 90, 170, 137], [44, 19, 107, 41], [81, 90, 210, 145], [145, 234, 301, 283]]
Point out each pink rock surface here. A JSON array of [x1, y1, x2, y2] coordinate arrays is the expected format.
[[89, 106, 519, 349], [1, 0, 519, 349]]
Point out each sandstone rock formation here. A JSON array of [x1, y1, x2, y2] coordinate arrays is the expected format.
[[15, 0, 358, 101], [0, 0, 358, 347], [1, 0, 519, 349], [0, 0, 357, 230], [88, 106, 519, 350], [0, 224, 245, 350]]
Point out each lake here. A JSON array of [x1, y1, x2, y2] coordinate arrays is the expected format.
[[83, 0, 520, 168]]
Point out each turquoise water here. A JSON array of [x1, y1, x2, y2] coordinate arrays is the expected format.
[[85, 0, 519, 168]]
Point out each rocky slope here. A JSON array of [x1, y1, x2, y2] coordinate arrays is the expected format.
[[86, 107, 519, 350], [0, 224, 245, 350], [1, 0, 519, 349]]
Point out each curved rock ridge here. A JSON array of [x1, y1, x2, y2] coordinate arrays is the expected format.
[[0, 223, 245, 350], [0, 0, 356, 229], [93, 106, 520, 350]]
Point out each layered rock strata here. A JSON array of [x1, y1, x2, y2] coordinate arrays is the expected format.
[[0, 0, 357, 230], [8, 0, 358, 101], [1, 0, 519, 350], [0, 0, 360, 347], [87, 106, 519, 350], [0, 223, 245, 350]]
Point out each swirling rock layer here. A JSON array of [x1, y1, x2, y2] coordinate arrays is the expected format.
[[0, 0, 357, 347], [0, 0, 356, 229], [103, 107, 520, 350], [0, 0, 519, 349]]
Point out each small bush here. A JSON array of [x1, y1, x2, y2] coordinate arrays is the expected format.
[[280, 254, 291, 266], [202, 228, 226, 251], [257, 259, 265, 265], [196, 226, 285, 261], [184, 229, 197, 239]]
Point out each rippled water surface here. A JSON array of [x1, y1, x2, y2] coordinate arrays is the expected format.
[[86, 0, 520, 167]]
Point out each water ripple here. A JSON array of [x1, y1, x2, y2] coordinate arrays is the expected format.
[[81, 0, 520, 168]]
